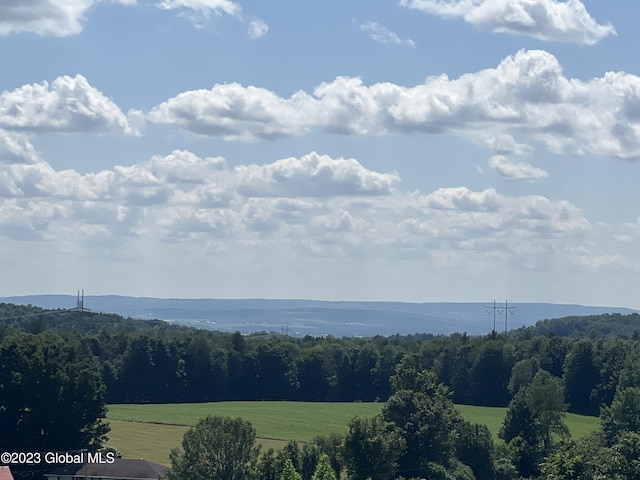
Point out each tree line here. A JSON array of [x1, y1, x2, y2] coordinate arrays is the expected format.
[[2, 303, 640, 414]]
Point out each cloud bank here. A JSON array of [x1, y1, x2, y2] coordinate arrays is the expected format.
[[149, 49, 640, 159], [0, 140, 592, 268]]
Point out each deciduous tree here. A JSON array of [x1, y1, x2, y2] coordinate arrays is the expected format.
[[341, 415, 404, 480], [382, 357, 462, 478], [167, 416, 259, 480], [600, 386, 640, 446]]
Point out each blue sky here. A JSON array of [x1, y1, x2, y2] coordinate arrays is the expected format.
[[1, 0, 639, 308]]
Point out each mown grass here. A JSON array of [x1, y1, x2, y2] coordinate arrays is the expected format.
[[106, 401, 600, 466], [107, 402, 385, 465], [455, 404, 599, 440], [108, 401, 384, 442]]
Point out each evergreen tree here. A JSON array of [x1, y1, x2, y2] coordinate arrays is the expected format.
[[311, 454, 336, 480], [279, 458, 302, 480]]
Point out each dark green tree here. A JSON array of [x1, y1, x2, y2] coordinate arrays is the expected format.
[[454, 419, 494, 480], [471, 339, 511, 406], [296, 349, 331, 401], [167, 416, 259, 480], [539, 436, 602, 480], [563, 339, 600, 415], [254, 343, 299, 400], [341, 415, 404, 480], [499, 390, 542, 478], [0, 331, 109, 453], [299, 442, 321, 480], [500, 371, 567, 477], [254, 448, 281, 480], [311, 434, 344, 479], [600, 386, 640, 446], [381, 357, 462, 478], [526, 370, 568, 451], [596, 431, 640, 479], [508, 357, 540, 396]]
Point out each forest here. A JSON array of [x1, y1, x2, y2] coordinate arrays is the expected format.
[[1, 302, 640, 479]]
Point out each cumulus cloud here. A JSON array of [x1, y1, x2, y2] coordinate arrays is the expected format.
[[148, 83, 319, 140], [149, 49, 640, 159], [399, 0, 616, 44], [424, 186, 500, 212], [248, 18, 268, 39], [360, 21, 416, 47], [0, 130, 41, 165], [234, 152, 400, 197], [488, 155, 549, 180], [403, 187, 589, 244], [0, 75, 140, 135]]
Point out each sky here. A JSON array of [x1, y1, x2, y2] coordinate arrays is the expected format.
[[1, 0, 639, 308]]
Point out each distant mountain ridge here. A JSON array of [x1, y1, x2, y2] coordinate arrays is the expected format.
[[2, 295, 638, 337]]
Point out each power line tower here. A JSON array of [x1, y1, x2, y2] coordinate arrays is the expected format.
[[484, 300, 517, 333], [76, 289, 85, 312], [498, 300, 516, 333], [484, 299, 498, 333]]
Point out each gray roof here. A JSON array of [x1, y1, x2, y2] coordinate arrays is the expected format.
[[45, 459, 168, 480]]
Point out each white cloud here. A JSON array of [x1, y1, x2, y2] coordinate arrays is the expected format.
[[0, 148, 594, 268], [399, 0, 616, 44], [0, 75, 140, 135], [158, 0, 242, 28], [360, 21, 416, 48], [248, 18, 269, 39], [149, 49, 640, 159], [148, 83, 319, 140], [0, 130, 41, 165], [488, 155, 548, 180], [424, 186, 500, 212], [402, 188, 589, 246], [148, 150, 226, 183], [234, 152, 400, 197], [0, 0, 94, 36], [0, 0, 137, 37], [158, 0, 241, 17]]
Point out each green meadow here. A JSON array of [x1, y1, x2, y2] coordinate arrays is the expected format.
[[106, 402, 599, 466]]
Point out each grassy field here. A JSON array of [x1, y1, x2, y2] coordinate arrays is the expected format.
[[106, 401, 599, 466], [107, 402, 384, 465], [455, 404, 599, 439]]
